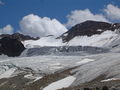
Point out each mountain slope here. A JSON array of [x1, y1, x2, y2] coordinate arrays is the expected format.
[[1, 20, 120, 90], [59, 20, 120, 42], [0, 33, 39, 41], [22, 21, 120, 48]]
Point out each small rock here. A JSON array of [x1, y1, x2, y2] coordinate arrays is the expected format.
[[110, 86, 118, 90], [102, 86, 109, 90], [84, 88, 92, 90]]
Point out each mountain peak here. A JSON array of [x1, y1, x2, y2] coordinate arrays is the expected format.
[[60, 20, 120, 42]]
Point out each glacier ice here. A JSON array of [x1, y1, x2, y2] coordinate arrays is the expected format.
[[71, 53, 120, 86], [23, 30, 120, 48]]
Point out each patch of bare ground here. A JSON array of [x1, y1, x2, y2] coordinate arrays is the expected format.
[[0, 66, 77, 90], [24, 67, 77, 90], [2, 66, 120, 90], [0, 73, 30, 90]]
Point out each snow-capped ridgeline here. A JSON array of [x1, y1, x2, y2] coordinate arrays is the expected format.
[[23, 30, 120, 48]]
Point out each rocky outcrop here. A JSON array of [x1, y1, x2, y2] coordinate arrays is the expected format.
[[0, 33, 39, 41], [59, 20, 120, 42], [0, 37, 25, 56]]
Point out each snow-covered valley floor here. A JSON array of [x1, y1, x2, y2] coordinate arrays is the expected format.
[[0, 55, 95, 77], [1, 51, 120, 90]]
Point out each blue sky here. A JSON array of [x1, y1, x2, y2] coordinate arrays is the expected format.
[[0, 0, 120, 32]]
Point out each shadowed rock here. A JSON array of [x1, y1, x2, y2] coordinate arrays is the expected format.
[[0, 37, 25, 56], [84, 88, 92, 90], [0, 33, 39, 41], [102, 86, 109, 90]]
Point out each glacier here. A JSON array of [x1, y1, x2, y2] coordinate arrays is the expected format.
[[1, 52, 120, 88], [1, 29, 120, 89]]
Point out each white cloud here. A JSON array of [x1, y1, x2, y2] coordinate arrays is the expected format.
[[104, 4, 120, 20], [0, 25, 14, 34], [65, 9, 109, 28], [0, 1, 4, 5], [20, 14, 68, 37]]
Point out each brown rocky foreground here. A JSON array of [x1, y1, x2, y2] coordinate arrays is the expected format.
[[0, 66, 120, 90]]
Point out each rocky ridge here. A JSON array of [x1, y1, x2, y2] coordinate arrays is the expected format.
[[0, 33, 39, 41], [59, 20, 120, 42]]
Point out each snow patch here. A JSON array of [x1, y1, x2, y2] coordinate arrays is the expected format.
[[76, 58, 94, 65], [33, 76, 43, 82], [97, 29, 103, 32], [24, 74, 42, 81], [101, 78, 120, 82], [43, 76, 76, 90], [24, 74, 34, 79], [0, 68, 16, 79], [49, 63, 63, 70]]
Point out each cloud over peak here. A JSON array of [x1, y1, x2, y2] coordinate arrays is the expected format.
[[20, 14, 67, 37], [1, 4, 120, 37], [65, 9, 109, 28], [104, 4, 120, 20], [65, 4, 120, 28]]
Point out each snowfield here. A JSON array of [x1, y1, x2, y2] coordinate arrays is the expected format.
[[68, 31, 119, 47], [23, 30, 120, 48], [71, 53, 120, 86], [1, 30, 120, 89], [0, 55, 94, 77], [23, 36, 64, 48], [1, 52, 120, 87]]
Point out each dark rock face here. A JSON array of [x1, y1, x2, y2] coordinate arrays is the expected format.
[[102, 86, 109, 90], [0, 37, 25, 56], [59, 20, 120, 42], [0, 33, 39, 41], [84, 88, 92, 90], [26, 46, 109, 56]]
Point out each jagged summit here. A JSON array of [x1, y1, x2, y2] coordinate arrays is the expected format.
[[59, 20, 120, 42], [0, 33, 39, 41]]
